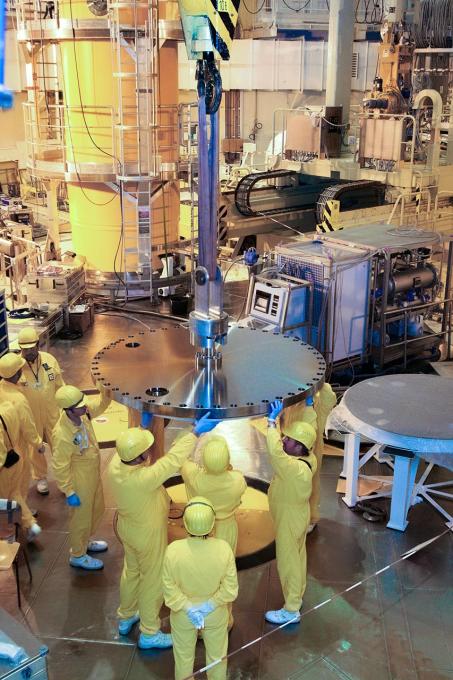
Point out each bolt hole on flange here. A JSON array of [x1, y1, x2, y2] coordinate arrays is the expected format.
[[146, 387, 169, 398], [126, 342, 141, 348]]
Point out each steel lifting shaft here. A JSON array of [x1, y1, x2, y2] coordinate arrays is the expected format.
[[188, 53, 228, 359]]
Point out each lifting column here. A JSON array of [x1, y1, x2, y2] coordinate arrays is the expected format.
[[325, 0, 354, 124]]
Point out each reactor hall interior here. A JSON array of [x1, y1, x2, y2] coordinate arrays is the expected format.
[[0, 0, 453, 678]]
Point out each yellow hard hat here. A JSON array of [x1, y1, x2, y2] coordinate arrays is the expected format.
[[116, 427, 154, 462], [0, 353, 26, 379], [281, 420, 316, 450], [18, 327, 39, 349], [55, 385, 85, 410], [202, 435, 230, 474], [183, 496, 216, 536]]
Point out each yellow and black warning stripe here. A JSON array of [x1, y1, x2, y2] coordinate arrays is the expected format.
[[218, 203, 228, 220], [316, 199, 343, 233], [207, 0, 240, 60], [415, 184, 421, 215]]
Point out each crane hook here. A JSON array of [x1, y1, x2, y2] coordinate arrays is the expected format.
[[196, 53, 222, 115]]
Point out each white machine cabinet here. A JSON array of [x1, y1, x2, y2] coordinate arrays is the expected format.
[[275, 239, 370, 364]]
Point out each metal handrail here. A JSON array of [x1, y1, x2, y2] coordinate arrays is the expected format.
[[23, 101, 118, 174]]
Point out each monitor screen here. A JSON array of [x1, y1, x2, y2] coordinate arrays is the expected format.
[[254, 290, 271, 314]]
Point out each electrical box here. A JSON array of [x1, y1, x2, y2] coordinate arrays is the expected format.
[[68, 301, 95, 335], [285, 107, 343, 160]]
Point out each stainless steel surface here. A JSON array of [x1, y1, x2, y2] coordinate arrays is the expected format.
[[92, 325, 326, 418], [85, 269, 191, 293], [320, 223, 441, 253], [190, 262, 228, 351], [342, 374, 453, 452], [170, 418, 274, 481], [158, 19, 184, 41], [189, 311, 229, 350]]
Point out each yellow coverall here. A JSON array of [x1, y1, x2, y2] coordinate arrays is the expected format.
[[163, 536, 238, 680], [0, 426, 5, 468], [19, 351, 64, 480], [267, 428, 317, 612], [311, 384, 336, 524], [0, 380, 43, 504], [51, 391, 110, 557], [281, 384, 336, 524], [181, 461, 247, 554], [0, 402, 42, 529], [107, 431, 198, 636]]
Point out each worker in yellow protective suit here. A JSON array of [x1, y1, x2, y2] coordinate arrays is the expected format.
[[163, 497, 238, 680], [108, 412, 218, 650], [181, 434, 246, 630], [311, 384, 336, 527], [52, 384, 111, 570], [181, 435, 247, 554], [264, 399, 317, 625], [280, 383, 336, 531], [0, 425, 5, 464], [0, 401, 43, 540], [18, 327, 65, 496], [0, 353, 45, 540]]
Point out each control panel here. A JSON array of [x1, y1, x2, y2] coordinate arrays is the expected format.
[[246, 273, 311, 337]]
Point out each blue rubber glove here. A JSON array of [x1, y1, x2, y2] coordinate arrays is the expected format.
[[187, 607, 204, 629], [197, 600, 215, 616], [268, 399, 283, 422], [140, 412, 153, 428], [67, 493, 81, 507], [193, 412, 220, 436], [306, 395, 314, 407]]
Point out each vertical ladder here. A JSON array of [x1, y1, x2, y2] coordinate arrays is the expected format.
[[110, 0, 159, 300]]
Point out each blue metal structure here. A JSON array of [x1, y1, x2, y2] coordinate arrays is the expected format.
[[0, 1, 13, 109]]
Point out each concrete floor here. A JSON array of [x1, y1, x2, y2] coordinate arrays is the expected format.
[[1, 289, 453, 680]]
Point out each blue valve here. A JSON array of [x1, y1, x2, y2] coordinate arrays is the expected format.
[[244, 247, 258, 266]]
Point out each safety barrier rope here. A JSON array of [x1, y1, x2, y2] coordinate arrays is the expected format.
[[187, 525, 452, 678]]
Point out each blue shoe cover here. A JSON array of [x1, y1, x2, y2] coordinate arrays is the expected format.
[[138, 631, 173, 649], [265, 608, 300, 625], [119, 614, 140, 635], [69, 554, 104, 570]]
